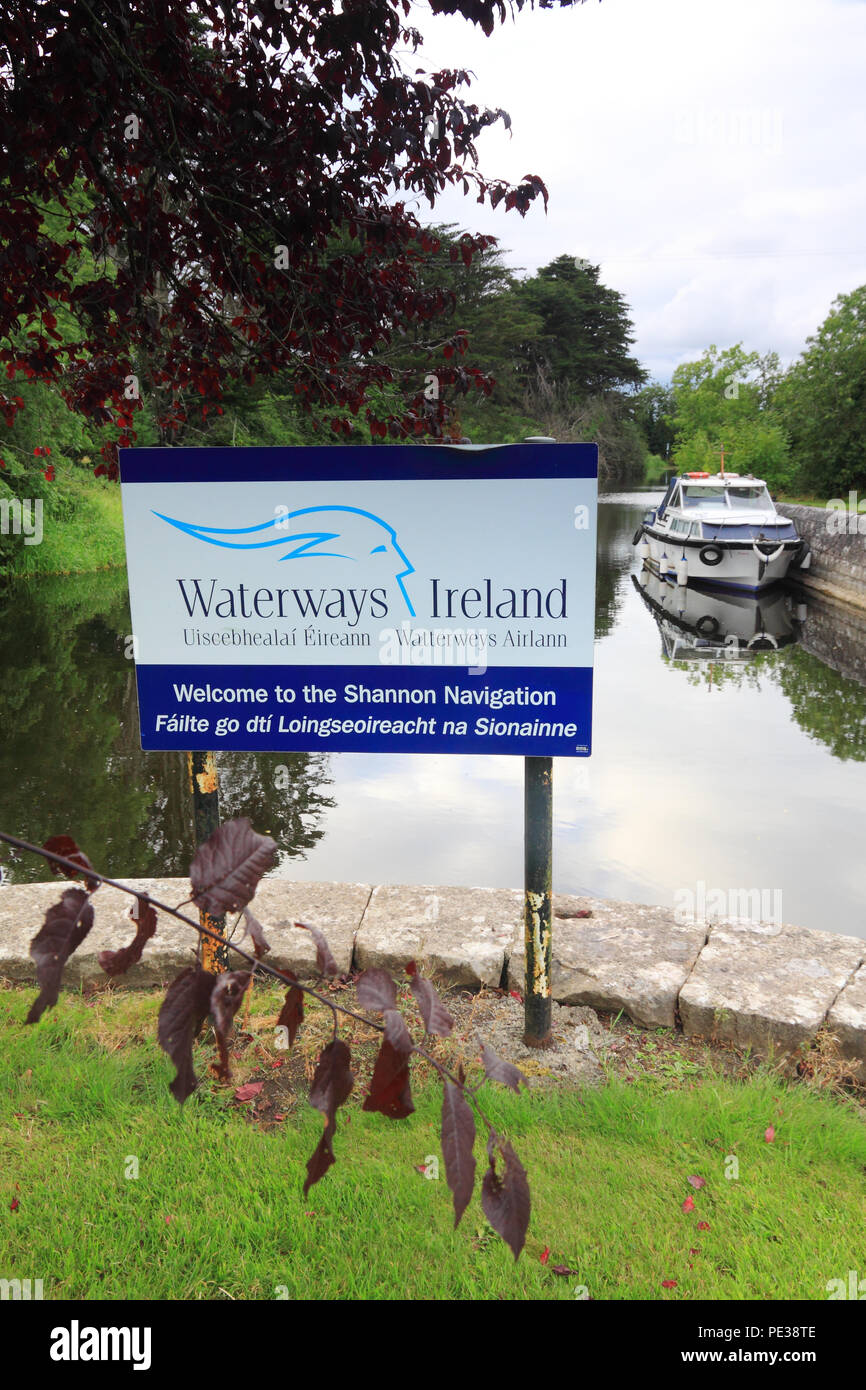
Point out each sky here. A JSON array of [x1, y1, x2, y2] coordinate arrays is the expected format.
[[403, 0, 866, 383]]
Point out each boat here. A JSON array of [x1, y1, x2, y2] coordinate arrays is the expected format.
[[633, 469, 811, 591], [632, 568, 806, 662]]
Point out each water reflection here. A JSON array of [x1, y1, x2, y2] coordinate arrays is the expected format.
[[0, 571, 334, 882], [633, 569, 805, 660]]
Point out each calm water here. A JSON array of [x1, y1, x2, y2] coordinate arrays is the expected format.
[[2, 493, 866, 938]]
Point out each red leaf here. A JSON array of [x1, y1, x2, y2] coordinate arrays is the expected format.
[[409, 973, 453, 1036], [481, 1131, 531, 1261], [211, 971, 252, 1081], [10, 1198, 20, 1212], [304, 1039, 354, 1195], [234, 1081, 264, 1102], [441, 1081, 476, 1227], [682, 1195, 695, 1213], [295, 920, 339, 977], [480, 1043, 527, 1093], [764, 1126, 775, 1142], [277, 971, 304, 1047], [240, 906, 271, 959], [687, 1175, 706, 1189], [27, 888, 95, 1023], [356, 967, 398, 1012], [697, 1221, 711, 1231], [662, 1279, 677, 1289], [157, 967, 215, 1102], [363, 1031, 414, 1120], [540, 1246, 550, 1265], [42, 835, 99, 891], [99, 895, 157, 977], [189, 817, 277, 917]]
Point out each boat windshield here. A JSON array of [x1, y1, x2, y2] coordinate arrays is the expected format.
[[680, 484, 772, 511], [726, 486, 772, 509], [681, 486, 727, 509]]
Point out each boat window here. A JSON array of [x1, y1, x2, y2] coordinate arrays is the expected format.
[[726, 486, 772, 509], [681, 486, 727, 509]]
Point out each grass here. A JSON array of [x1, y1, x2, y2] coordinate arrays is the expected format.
[[9, 468, 125, 577], [1, 981, 865, 1301]]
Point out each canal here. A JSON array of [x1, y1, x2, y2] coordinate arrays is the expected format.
[[2, 491, 865, 938]]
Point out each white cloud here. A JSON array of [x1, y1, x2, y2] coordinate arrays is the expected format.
[[405, 0, 866, 380]]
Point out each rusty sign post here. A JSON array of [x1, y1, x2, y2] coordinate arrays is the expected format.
[[523, 755, 553, 1047], [187, 750, 228, 974]]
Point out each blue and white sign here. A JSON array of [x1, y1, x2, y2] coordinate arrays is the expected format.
[[119, 443, 597, 756]]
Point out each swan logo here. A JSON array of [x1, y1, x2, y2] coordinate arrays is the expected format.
[[154, 505, 417, 616]]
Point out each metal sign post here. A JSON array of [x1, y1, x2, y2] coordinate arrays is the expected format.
[[187, 749, 227, 972], [523, 755, 553, 1046]]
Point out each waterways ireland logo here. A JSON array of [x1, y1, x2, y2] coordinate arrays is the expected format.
[[153, 504, 417, 615]]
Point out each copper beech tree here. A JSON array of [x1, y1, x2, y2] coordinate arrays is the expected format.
[[2, 821, 534, 1259], [0, 0, 591, 474]]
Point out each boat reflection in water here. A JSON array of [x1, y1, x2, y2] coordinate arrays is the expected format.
[[633, 568, 808, 662]]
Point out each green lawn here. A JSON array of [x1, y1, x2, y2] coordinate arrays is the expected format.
[[2, 984, 864, 1301]]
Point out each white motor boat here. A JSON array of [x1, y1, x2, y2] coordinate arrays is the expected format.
[[634, 472, 810, 591]]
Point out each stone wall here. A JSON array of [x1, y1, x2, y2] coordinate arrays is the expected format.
[[797, 593, 866, 689], [778, 502, 866, 608], [2, 878, 864, 1073]]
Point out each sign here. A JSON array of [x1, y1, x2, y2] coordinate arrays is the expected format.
[[119, 443, 597, 756]]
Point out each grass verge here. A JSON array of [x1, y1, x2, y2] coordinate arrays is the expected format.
[[1, 981, 864, 1301]]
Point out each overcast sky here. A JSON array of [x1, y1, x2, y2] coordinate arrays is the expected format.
[[405, 0, 866, 383]]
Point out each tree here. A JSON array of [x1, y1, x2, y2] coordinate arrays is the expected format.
[[0, 0, 592, 478], [516, 255, 645, 397], [378, 222, 545, 441], [632, 381, 675, 459], [669, 344, 792, 490], [776, 285, 866, 497]]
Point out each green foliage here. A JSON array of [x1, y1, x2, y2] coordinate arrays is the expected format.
[[776, 284, 866, 496], [517, 255, 646, 396], [669, 344, 792, 490], [632, 381, 676, 459]]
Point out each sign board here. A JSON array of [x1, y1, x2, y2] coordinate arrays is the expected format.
[[119, 443, 597, 756]]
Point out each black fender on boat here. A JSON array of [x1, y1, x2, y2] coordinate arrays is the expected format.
[[696, 614, 721, 636], [632, 525, 644, 545], [698, 544, 724, 567]]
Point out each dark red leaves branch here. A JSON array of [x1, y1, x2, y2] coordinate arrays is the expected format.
[[189, 818, 277, 918], [480, 1042, 528, 1093], [441, 1081, 477, 1227], [210, 970, 253, 1081], [26, 888, 96, 1024], [408, 971, 454, 1037], [276, 970, 305, 1048], [42, 835, 99, 892], [304, 1039, 355, 1195], [481, 1130, 531, 1261], [156, 967, 218, 1103], [99, 895, 158, 977]]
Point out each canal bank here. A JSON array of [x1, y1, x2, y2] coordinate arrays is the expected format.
[[779, 501, 866, 610], [2, 876, 864, 1076]]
